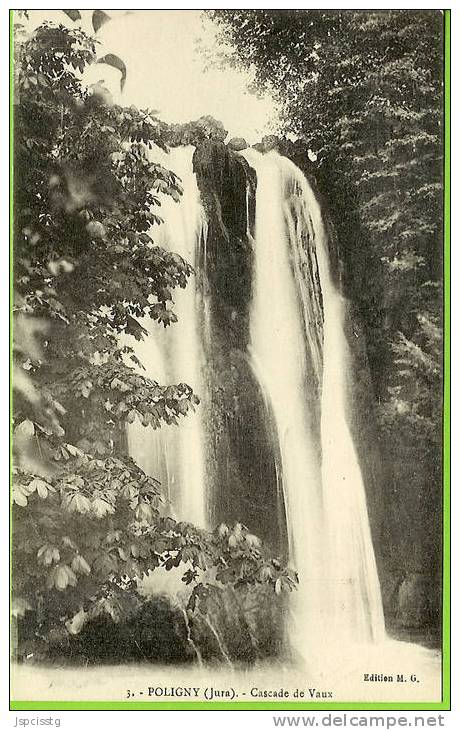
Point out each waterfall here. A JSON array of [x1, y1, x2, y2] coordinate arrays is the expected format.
[[128, 143, 385, 652], [241, 149, 385, 650], [126, 146, 208, 528]]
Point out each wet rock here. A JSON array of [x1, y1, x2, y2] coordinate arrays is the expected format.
[[195, 115, 228, 142], [227, 137, 248, 151], [192, 139, 286, 550], [193, 140, 255, 345], [190, 585, 285, 664], [164, 116, 228, 147], [396, 572, 432, 628]]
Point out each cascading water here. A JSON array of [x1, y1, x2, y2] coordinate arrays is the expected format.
[[241, 149, 386, 651], [128, 144, 385, 650], [126, 145, 208, 528]]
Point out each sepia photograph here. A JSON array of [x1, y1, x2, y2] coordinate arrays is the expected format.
[[10, 8, 449, 708]]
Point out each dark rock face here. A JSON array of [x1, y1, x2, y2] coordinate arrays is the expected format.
[[192, 140, 286, 553], [190, 584, 286, 663], [193, 140, 254, 347], [379, 443, 442, 642], [165, 115, 229, 147], [228, 137, 248, 151], [396, 573, 434, 628], [16, 597, 194, 665], [16, 589, 286, 666], [190, 587, 256, 664]]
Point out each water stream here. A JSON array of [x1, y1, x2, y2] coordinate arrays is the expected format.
[[128, 145, 385, 655], [242, 149, 385, 651], [126, 145, 208, 528]]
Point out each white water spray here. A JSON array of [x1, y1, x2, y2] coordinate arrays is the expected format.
[[242, 149, 385, 651], [126, 146, 208, 528]]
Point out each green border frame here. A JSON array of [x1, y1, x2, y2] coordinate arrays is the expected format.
[[9, 8, 451, 712]]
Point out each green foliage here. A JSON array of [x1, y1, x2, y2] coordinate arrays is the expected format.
[[12, 16, 296, 646]]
